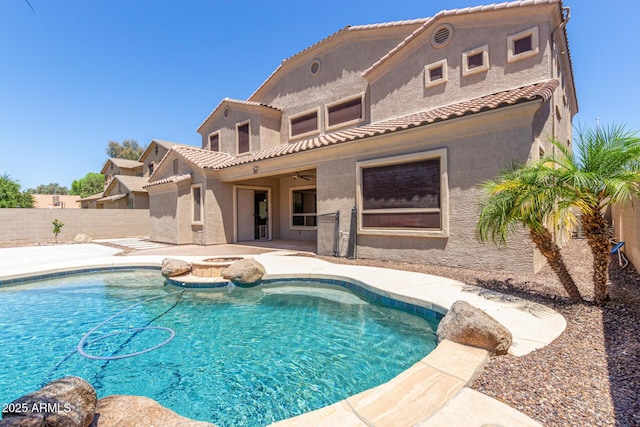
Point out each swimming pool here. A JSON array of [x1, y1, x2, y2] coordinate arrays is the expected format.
[[0, 270, 439, 426]]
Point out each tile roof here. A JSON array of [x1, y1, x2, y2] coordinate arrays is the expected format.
[[151, 139, 181, 150], [144, 173, 193, 189], [97, 193, 128, 203], [196, 98, 282, 132], [217, 79, 557, 168], [364, 0, 563, 77], [172, 146, 235, 169], [76, 192, 104, 202], [110, 175, 149, 193], [147, 80, 557, 185], [106, 158, 143, 169]]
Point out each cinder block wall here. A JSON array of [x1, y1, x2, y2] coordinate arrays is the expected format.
[[0, 209, 150, 244], [612, 202, 640, 271]]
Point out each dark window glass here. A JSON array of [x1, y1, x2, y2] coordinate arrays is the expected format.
[[292, 189, 317, 227], [362, 159, 441, 229], [238, 124, 250, 153], [514, 35, 533, 55], [467, 52, 484, 69], [148, 163, 154, 175], [209, 134, 219, 151], [173, 159, 179, 175], [328, 97, 362, 127], [290, 112, 318, 137], [193, 187, 202, 222], [429, 65, 443, 81]]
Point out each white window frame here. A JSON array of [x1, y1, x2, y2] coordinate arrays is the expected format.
[[356, 149, 449, 237], [462, 45, 489, 76], [191, 183, 204, 225], [236, 120, 251, 155], [288, 107, 320, 140], [208, 131, 221, 152], [507, 26, 539, 63], [424, 59, 448, 88], [325, 94, 365, 131], [290, 185, 317, 230]]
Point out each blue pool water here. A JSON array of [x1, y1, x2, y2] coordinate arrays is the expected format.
[[0, 270, 438, 426]]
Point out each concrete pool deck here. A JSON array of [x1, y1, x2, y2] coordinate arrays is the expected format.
[[0, 242, 560, 426]]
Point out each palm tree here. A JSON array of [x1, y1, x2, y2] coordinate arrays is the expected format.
[[477, 163, 583, 302], [547, 124, 640, 305]]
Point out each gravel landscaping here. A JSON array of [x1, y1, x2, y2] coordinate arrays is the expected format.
[[320, 238, 640, 427]]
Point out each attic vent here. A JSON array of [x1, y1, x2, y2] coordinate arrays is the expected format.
[[431, 24, 453, 48], [310, 59, 322, 76]]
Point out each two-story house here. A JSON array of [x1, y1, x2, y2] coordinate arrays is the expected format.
[[80, 139, 180, 209], [145, 0, 576, 273]]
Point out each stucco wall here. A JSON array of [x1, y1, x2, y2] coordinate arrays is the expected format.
[[369, 15, 553, 123], [149, 188, 180, 244], [313, 105, 540, 272], [612, 201, 640, 271], [0, 209, 149, 244]]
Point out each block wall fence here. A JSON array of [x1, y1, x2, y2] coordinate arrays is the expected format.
[[0, 209, 150, 244], [612, 202, 640, 271]]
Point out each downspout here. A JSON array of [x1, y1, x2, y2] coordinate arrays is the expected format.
[[550, 6, 571, 158]]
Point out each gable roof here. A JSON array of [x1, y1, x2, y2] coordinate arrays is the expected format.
[[100, 158, 143, 174], [104, 175, 149, 194], [148, 79, 557, 182], [247, 18, 428, 103], [144, 173, 192, 189], [138, 139, 184, 163], [197, 98, 282, 133]]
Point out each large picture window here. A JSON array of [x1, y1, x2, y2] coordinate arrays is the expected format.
[[290, 110, 319, 139], [357, 150, 448, 236], [291, 187, 317, 228]]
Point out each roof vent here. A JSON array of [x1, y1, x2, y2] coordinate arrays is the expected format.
[[310, 59, 322, 76], [431, 24, 453, 48]]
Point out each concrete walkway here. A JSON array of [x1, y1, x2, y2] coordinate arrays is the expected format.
[[0, 243, 560, 426]]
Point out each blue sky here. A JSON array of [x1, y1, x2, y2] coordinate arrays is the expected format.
[[1, 0, 638, 190]]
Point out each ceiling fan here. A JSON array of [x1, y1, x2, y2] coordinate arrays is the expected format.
[[292, 172, 315, 181]]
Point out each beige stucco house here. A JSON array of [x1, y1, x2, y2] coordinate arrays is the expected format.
[[145, 0, 577, 273], [80, 140, 181, 209]]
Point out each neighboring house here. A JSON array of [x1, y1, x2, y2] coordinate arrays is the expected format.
[[145, 0, 577, 273], [32, 194, 81, 209], [82, 140, 182, 209], [101, 158, 144, 186], [98, 175, 150, 209]]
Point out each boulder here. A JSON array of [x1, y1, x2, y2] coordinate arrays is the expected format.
[[73, 234, 92, 244], [2, 376, 97, 427], [222, 259, 265, 285], [0, 416, 45, 426], [161, 258, 192, 277], [90, 395, 216, 427], [437, 300, 512, 356]]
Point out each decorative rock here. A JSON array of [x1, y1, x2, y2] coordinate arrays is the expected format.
[[161, 258, 192, 277], [221, 259, 265, 285], [0, 416, 44, 426], [437, 300, 512, 356], [2, 376, 97, 427], [73, 234, 92, 244], [90, 395, 216, 427]]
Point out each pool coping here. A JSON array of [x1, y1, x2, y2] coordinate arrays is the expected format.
[[0, 246, 553, 426]]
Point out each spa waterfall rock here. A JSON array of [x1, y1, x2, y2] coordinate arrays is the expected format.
[[437, 300, 512, 356], [161, 258, 192, 277], [1, 376, 97, 427], [222, 259, 265, 285], [91, 395, 216, 427]]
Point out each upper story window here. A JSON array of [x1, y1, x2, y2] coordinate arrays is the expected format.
[[173, 159, 179, 175], [237, 121, 250, 154], [148, 163, 154, 176], [208, 132, 220, 151], [425, 59, 448, 88], [507, 26, 539, 62], [289, 109, 319, 139], [462, 45, 489, 76], [326, 95, 363, 130]]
